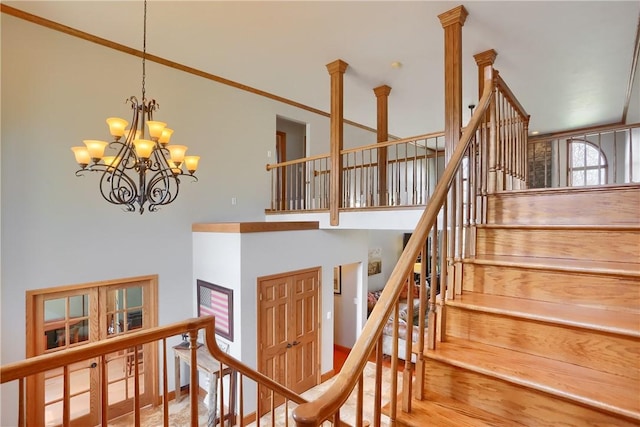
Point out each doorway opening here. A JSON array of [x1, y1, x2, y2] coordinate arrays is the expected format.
[[276, 116, 309, 210]]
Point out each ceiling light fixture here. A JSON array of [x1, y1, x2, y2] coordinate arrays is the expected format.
[[71, 0, 199, 214]]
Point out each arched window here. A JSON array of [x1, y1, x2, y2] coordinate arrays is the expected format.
[[568, 139, 607, 186]]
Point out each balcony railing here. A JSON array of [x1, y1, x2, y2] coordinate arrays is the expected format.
[[266, 134, 446, 213], [528, 122, 640, 189]]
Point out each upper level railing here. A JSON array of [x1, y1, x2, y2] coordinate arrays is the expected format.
[[292, 65, 529, 426], [266, 134, 446, 212], [528, 122, 640, 189], [1, 317, 306, 427]]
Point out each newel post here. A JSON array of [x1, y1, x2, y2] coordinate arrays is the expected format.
[[438, 5, 468, 162], [374, 85, 392, 206], [439, 5, 468, 304], [326, 59, 348, 226], [474, 50, 499, 194]]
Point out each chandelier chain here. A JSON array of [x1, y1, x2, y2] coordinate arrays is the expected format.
[[142, 0, 147, 102]]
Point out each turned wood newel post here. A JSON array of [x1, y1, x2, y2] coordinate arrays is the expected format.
[[326, 59, 348, 226], [474, 50, 497, 194], [438, 5, 468, 162], [374, 85, 392, 206]]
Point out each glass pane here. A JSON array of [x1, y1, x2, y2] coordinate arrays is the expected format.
[[45, 400, 62, 427], [586, 169, 600, 185], [44, 371, 63, 404], [571, 171, 584, 186], [126, 287, 143, 309], [127, 310, 143, 331], [72, 319, 89, 344], [69, 295, 88, 319], [44, 298, 66, 322], [107, 351, 128, 404], [69, 365, 91, 395], [585, 145, 600, 166], [571, 144, 585, 167], [70, 393, 91, 420]]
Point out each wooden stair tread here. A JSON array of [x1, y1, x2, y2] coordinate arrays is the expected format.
[[425, 337, 640, 421], [382, 391, 519, 427], [447, 292, 640, 336], [468, 254, 640, 277]]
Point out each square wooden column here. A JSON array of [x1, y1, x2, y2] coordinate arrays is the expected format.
[[374, 85, 392, 206], [326, 59, 349, 226], [438, 5, 468, 162]]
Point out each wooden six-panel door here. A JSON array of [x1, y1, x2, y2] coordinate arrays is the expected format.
[[257, 267, 320, 414]]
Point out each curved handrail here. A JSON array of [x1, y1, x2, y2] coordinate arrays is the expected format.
[[202, 317, 308, 405], [1, 316, 307, 406], [292, 75, 496, 426]]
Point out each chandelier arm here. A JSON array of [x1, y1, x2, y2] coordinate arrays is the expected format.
[[99, 163, 138, 208], [146, 168, 180, 208]]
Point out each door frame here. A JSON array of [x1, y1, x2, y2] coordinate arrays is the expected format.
[[25, 275, 158, 426]]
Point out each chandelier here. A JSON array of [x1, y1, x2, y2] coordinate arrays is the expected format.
[[71, 0, 199, 214]]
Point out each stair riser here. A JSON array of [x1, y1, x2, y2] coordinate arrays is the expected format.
[[462, 264, 640, 311], [487, 186, 640, 225], [445, 306, 640, 380], [476, 228, 640, 263], [423, 359, 639, 427]]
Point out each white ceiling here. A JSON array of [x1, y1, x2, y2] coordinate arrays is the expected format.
[[6, 1, 640, 138]]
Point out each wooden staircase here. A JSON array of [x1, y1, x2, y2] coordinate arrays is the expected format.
[[396, 185, 640, 426]]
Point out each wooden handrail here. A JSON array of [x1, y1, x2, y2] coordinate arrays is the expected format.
[[292, 73, 496, 426], [340, 131, 445, 155], [1, 316, 307, 407], [202, 320, 308, 406], [266, 153, 330, 171], [495, 72, 529, 121], [528, 121, 639, 142], [265, 131, 445, 171]]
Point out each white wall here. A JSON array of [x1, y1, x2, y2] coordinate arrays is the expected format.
[[365, 230, 407, 291], [192, 228, 368, 415], [334, 262, 360, 348], [0, 15, 376, 424]]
